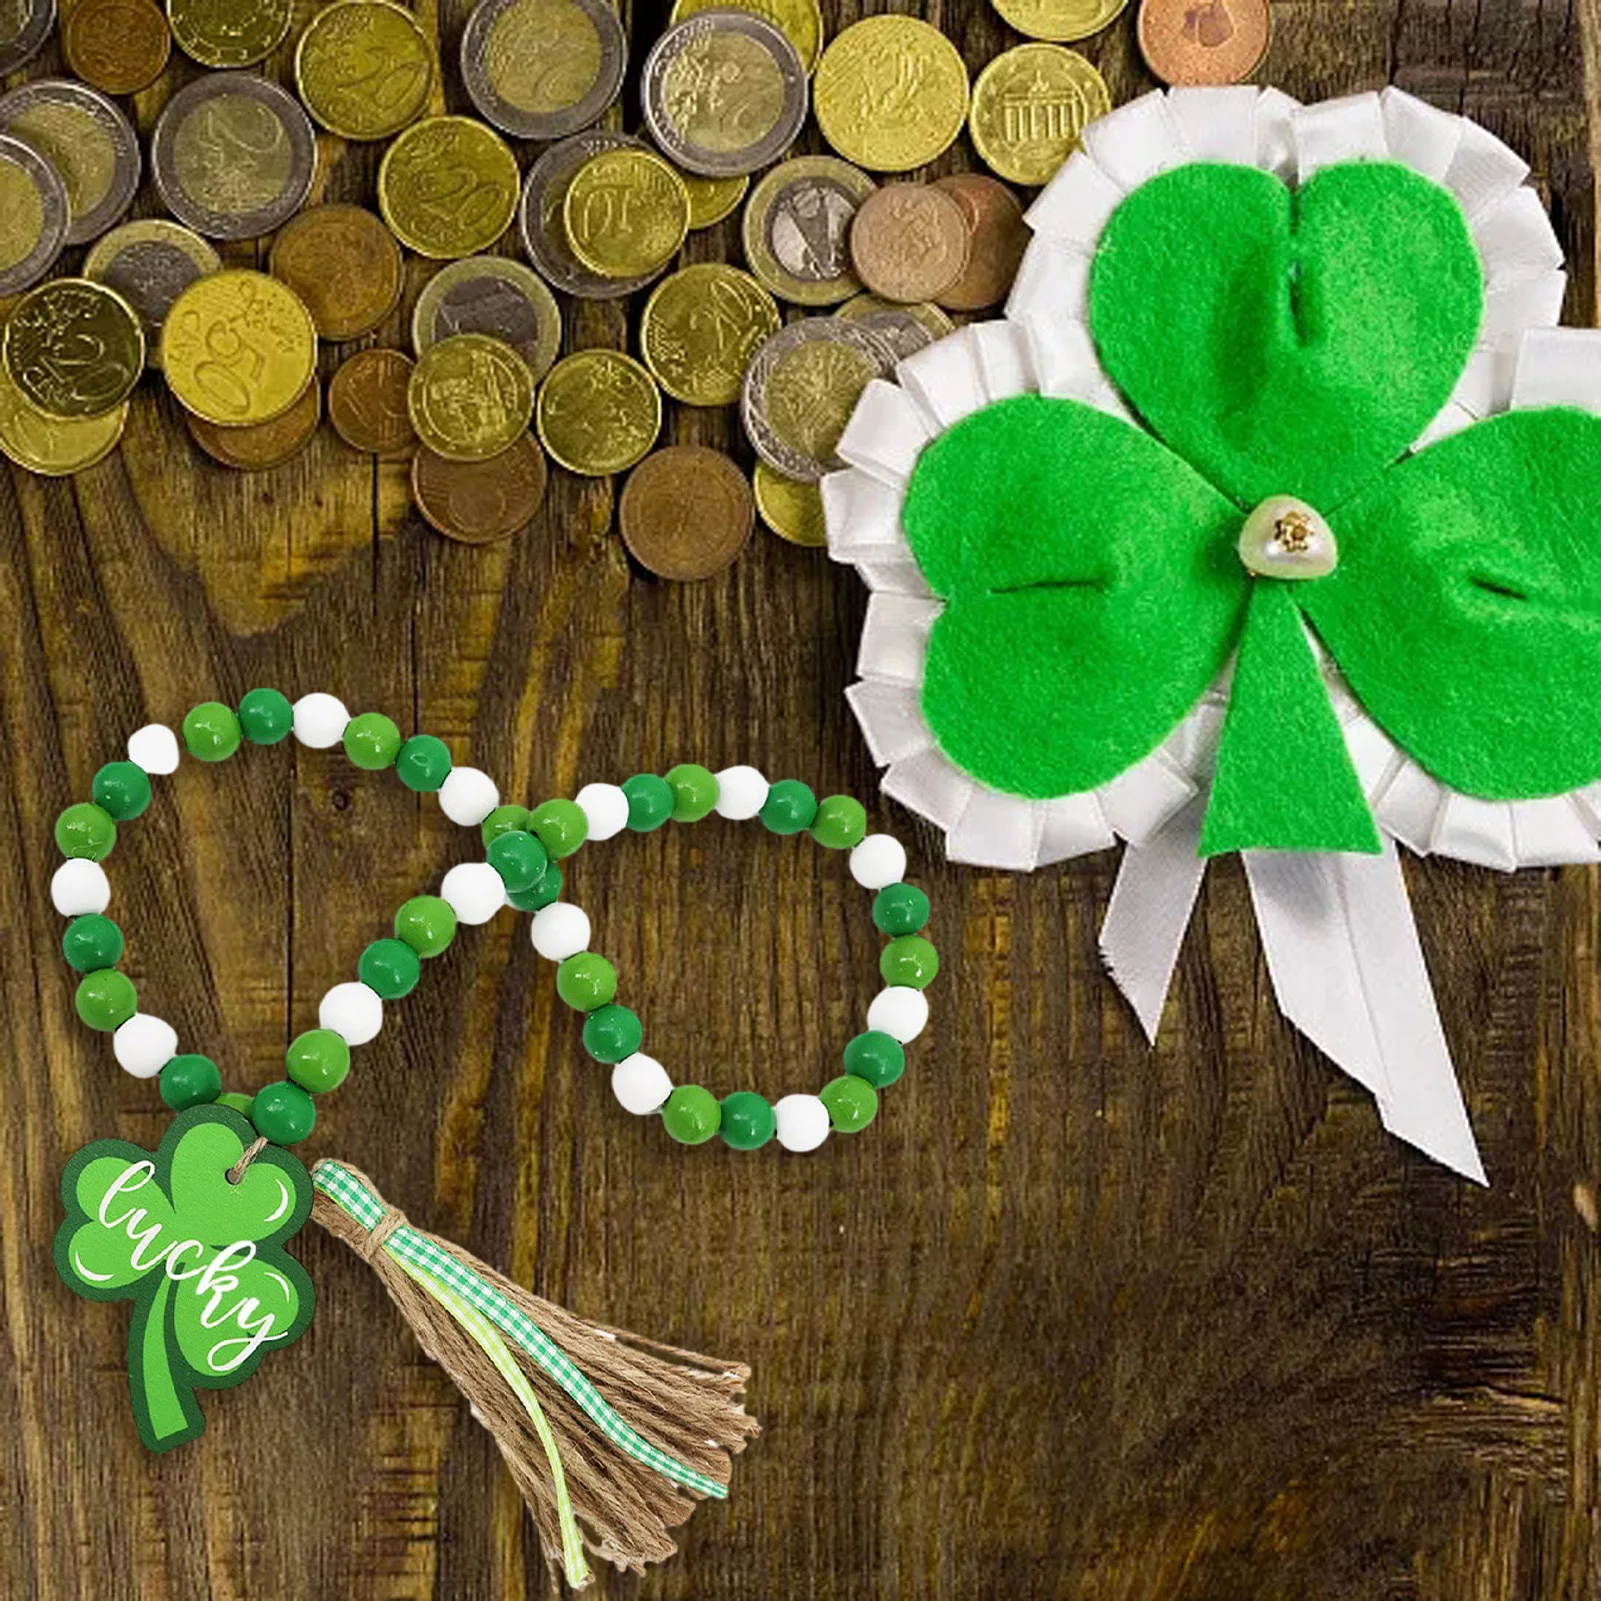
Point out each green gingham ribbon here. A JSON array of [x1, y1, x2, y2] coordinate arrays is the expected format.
[[312, 1161, 728, 1503]]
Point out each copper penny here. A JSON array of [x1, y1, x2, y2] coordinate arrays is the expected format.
[[411, 435, 547, 544], [932, 174, 1029, 311], [268, 205, 404, 341], [1136, 0, 1270, 85], [187, 379, 321, 469], [62, 0, 171, 93], [848, 183, 970, 306], [328, 348, 416, 455], [618, 445, 753, 581]]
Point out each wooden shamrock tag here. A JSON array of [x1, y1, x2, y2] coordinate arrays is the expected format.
[[54, 1105, 316, 1452]]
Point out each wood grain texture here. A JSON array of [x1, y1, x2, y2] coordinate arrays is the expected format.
[[3, 0, 1600, 1594]]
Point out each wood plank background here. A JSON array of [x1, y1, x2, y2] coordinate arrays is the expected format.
[[3, 0, 1600, 1594]]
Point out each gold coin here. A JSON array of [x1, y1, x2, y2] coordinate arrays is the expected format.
[[2, 278, 144, 419], [268, 205, 404, 340], [0, 357, 125, 475], [991, 0, 1129, 40], [379, 116, 520, 259], [669, 0, 822, 72], [296, 0, 434, 140], [639, 263, 779, 407], [814, 16, 969, 173], [753, 460, 826, 547], [187, 377, 321, 469], [563, 148, 689, 279], [168, 0, 291, 66], [536, 349, 661, 476], [161, 269, 317, 425], [682, 171, 748, 230], [407, 332, 535, 462], [970, 44, 1110, 186]]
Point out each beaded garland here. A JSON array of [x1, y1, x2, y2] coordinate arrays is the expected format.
[[52, 689, 936, 1156]]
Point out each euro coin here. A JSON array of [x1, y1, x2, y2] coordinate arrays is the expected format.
[[328, 347, 416, 454], [411, 434, 547, 543], [84, 220, 221, 367], [188, 378, 321, 469], [62, 0, 171, 94], [741, 155, 875, 307], [3, 278, 144, 418], [459, 0, 625, 140], [407, 333, 534, 461], [682, 171, 748, 229], [1137, 0, 1271, 85], [268, 205, 404, 340], [295, 0, 434, 140], [835, 293, 954, 359], [168, 0, 291, 67], [619, 446, 753, 581], [0, 0, 54, 74], [639, 263, 779, 407], [753, 460, 826, 547], [992, 0, 1129, 41], [379, 115, 520, 258], [0, 132, 67, 297], [931, 173, 1028, 310], [848, 182, 970, 305], [563, 147, 689, 278], [0, 357, 125, 475], [536, 349, 661, 476], [970, 44, 1109, 186], [411, 256, 561, 384], [0, 79, 140, 247], [669, 0, 822, 73]]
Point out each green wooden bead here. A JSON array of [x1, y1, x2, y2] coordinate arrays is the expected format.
[[661, 1084, 720, 1144], [719, 1091, 776, 1150], [91, 761, 151, 820], [394, 894, 456, 957], [343, 712, 402, 770], [760, 779, 817, 835], [872, 882, 930, 936], [285, 1028, 351, 1093], [159, 1054, 221, 1111], [843, 1030, 905, 1088], [665, 763, 718, 822], [182, 701, 241, 762], [507, 862, 563, 912], [481, 804, 531, 848], [487, 828, 549, 893], [76, 969, 136, 1031], [396, 734, 452, 792], [810, 794, 867, 850], [820, 1074, 878, 1132], [61, 913, 123, 973], [556, 952, 616, 1011], [238, 688, 293, 744], [529, 798, 588, 858], [582, 1003, 642, 1063], [881, 935, 938, 989], [252, 1080, 317, 1145], [55, 802, 116, 860], [358, 937, 421, 1000], [622, 773, 674, 831], [216, 1091, 255, 1117]]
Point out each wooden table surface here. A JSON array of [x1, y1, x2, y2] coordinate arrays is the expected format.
[[4, 0, 1600, 1595]]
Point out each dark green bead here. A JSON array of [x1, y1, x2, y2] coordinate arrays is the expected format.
[[529, 798, 588, 858], [582, 1004, 642, 1063], [661, 1084, 720, 1145], [760, 779, 817, 835], [216, 1090, 255, 1117], [507, 862, 563, 912], [252, 1080, 317, 1145], [358, 937, 421, 1000], [810, 794, 867, 850], [285, 1028, 351, 1093], [843, 1029, 905, 1088], [182, 701, 241, 762], [820, 1074, 878, 1132], [159, 1054, 221, 1111], [75, 969, 136, 1031], [343, 712, 402, 770], [394, 894, 456, 957], [487, 829, 549, 893], [91, 761, 151, 820], [665, 763, 718, 823], [622, 773, 674, 832], [396, 734, 452, 792], [556, 952, 616, 1011], [61, 913, 123, 973], [872, 882, 930, 936], [719, 1090, 776, 1150], [481, 804, 530, 849], [55, 802, 116, 861], [237, 688, 293, 745], [881, 934, 938, 989]]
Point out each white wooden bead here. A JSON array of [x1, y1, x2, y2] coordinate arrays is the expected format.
[[531, 901, 590, 960], [292, 692, 350, 748], [112, 1014, 177, 1078], [439, 766, 500, 827], [575, 782, 630, 842], [319, 981, 383, 1045], [714, 765, 769, 820], [867, 985, 929, 1043], [51, 858, 111, 916], [611, 1053, 673, 1114], [850, 834, 907, 890], [127, 723, 180, 775], [440, 861, 506, 925], [774, 1093, 831, 1152]]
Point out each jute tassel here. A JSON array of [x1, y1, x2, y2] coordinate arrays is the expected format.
[[309, 1159, 757, 1588]]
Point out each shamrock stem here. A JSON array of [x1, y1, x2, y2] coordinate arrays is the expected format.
[[134, 1275, 191, 1449]]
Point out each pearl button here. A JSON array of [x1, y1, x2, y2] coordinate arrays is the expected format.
[[1238, 495, 1338, 580]]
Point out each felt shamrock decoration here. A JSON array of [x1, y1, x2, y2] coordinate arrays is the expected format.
[[825, 85, 1601, 1183]]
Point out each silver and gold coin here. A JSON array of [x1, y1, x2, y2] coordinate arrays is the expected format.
[[970, 44, 1109, 186], [669, 0, 822, 74], [152, 73, 316, 240], [2, 278, 145, 419], [379, 115, 520, 258], [741, 155, 874, 307], [0, 131, 68, 297], [460, 0, 625, 140], [0, 0, 55, 74], [0, 357, 125, 475], [0, 79, 140, 247], [295, 0, 434, 141], [167, 0, 292, 67], [639, 263, 780, 407], [536, 348, 661, 476], [412, 256, 562, 385], [84, 219, 221, 366], [836, 293, 954, 360]]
